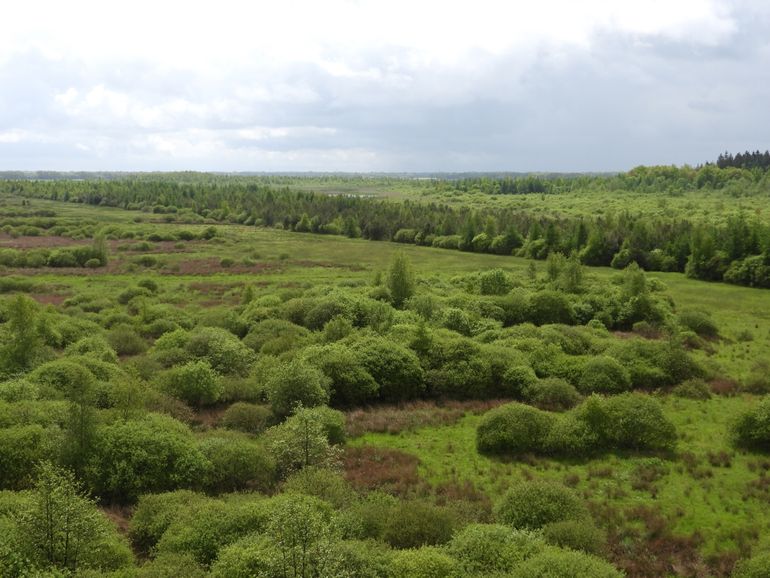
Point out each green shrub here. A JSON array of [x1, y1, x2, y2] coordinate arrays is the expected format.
[[671, 378, 712, 399], [529, 291, 576, 325], [136, 552, 207, 578], [501, 365, 539, 397], [479, 268, 514, 295], [283, 467, 355, 509], [208, 532, 273, 578], [543, 414, 598, 456], [350, 335, 425, 402], [265, 406, 341, 477], [732, 552, 770, 578], [157, 360, 222, 407], [476, 403, 554, 455], [220, 402, 273, 434], [0, 378, 40, 402], [542, 519, 606, 554], [577, 356, 631, 394], [448, 523, 546, 574], [301, 343, 379, 406], [107, 324, 147, 356], [390, 546, 460, 578], [341, 491, 398, 541], [199, 433, 276, 493], [28, 358, 96, 396], [333, 539, 393, 578], [575, 393, 677, 452], [383, 500, 457, 549], [0, 425, 56, 489], [525, 378, 582, 411], [265, 358, 331, 418], [441, 307, 474, 336], [156, 497, 271, 565], [14, 463, 134, 573], [185, 326, 255, 376], [732, 397, 770, 452], [262, 493, 338, 577], [88, 413, 211, 502], [495, 481, 588, 530], [678, 309, 719, 338], [129, 490, 208, 554], [511, 547, 623, 578]]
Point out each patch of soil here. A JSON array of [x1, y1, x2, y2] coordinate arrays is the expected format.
[[101, 505, 133, 537]]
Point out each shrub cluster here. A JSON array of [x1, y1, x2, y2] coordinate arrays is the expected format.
[[477, 394, 677, 457]]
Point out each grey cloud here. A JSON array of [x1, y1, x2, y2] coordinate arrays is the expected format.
[[1, 4, 770, 171]]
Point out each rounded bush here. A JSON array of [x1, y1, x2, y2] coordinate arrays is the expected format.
[[390, 546, 460, 578], [671, 378, 712, 400], [27, 359, 97, 401], [209, 533, 273, 578], [108, 324, 147, 356], [136, 552, 207, 578], [301, 343, 379, 406], [129, 490, 208, 554], [577, 356, 631, 395], [543, 415, 598, 456], [199, 433, 276, 493], [265, 358, 331, 418], [383, 501, 457, 549], [501, 365, 538, 397], [88, 413, 211, 502], [350, 336, 425, 402], [732, 552, 770, 578], [156, 497, 271, 565], [283, 467, 355, 509], [333, 539, 394, 578], [525, 378, 581, 411], [0, 425, 55, 489], [542, 519, 606, 554], [528, 291, 576, 326], [184, 326, 255, 376], [495, 480, 588, 530], [512, 547, 622, 578], [476, 403, 554, 455], [678, 309, 718, 338], [479, 268, 514, 295], [448, 523, 546, 574], [220, 403, 273, 434], [576, 393, 677, 452], [158, 360, 222, 407], [732, 396, 770, 451]]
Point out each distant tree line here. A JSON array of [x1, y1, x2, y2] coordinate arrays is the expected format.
[[715, 150, 770, 170], [3, 164, 770, 288]]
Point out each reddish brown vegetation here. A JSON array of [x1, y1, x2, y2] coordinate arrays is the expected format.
[[345, 399, 507, 437], [593, 502, 724, 578], [30, 293, 69, 306], [343, 446, 421, 495], [709, 378, 740, 396], [0, 234, 87, 249]]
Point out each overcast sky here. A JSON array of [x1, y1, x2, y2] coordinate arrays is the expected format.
[[1, 0, 768, 172]]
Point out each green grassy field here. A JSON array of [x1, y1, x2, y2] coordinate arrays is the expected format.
[[3, 190, 770, 576]]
